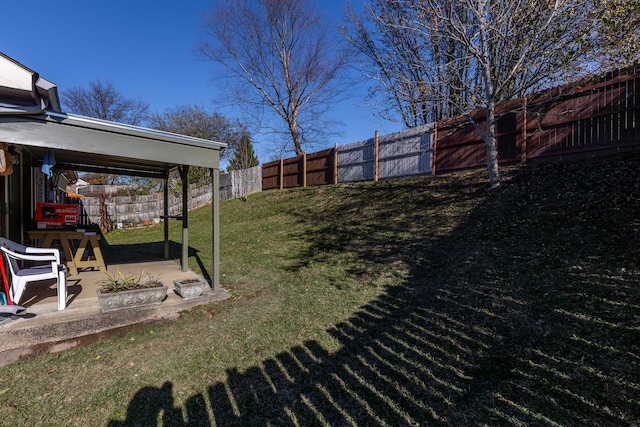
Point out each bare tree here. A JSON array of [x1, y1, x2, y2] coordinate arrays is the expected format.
[[591, 0, 640, 70], [343, 0, 431, 127], [197, 0, 349, 156], [149, 104, 247, 185], [347, 0, 639, 188], [348, 0, 608, 188], [343, 0, 477, 127], [62, 80, 150, 184], [414, 0, 602, 188], [62, 79, 149, 125]]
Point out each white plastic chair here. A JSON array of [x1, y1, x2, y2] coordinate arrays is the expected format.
[[0, 237, 67, 310]]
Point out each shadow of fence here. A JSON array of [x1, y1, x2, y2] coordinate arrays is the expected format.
[[108, 155, 640, 426]]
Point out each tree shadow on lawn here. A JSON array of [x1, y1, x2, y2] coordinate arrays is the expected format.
[[110, 155, 640, 426]]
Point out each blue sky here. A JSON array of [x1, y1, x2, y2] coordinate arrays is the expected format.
[[1, 0, 403, 163]]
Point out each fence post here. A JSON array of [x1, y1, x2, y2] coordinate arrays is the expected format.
[[334, 143, 339, 184], [303, 151, 307, 187], [279, 157, 284, 190], [374, 130, 379, 182], [432, 122, 438, 176]]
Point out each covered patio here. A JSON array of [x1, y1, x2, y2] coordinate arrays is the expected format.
[[0, 53, 229, 363]]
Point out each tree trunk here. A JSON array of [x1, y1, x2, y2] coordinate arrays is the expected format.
[[290, 113, 302, 155], [485, 101, 500, 188], [478, 0, 500, 188]]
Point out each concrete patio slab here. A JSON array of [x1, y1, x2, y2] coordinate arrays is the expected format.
[[0, 260, 230, 366]]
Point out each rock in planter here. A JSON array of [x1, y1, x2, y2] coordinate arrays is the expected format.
[[174, 277, 206, 300], [96, 284, 168, 313]]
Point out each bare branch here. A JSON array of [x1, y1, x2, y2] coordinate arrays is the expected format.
[[197, 0, 350, 156], [62, 79, 149, 126]]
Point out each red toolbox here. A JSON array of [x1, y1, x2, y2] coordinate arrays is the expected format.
[[35, 203, 79, 229]]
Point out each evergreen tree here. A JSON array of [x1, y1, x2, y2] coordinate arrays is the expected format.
[[228, 132, 259, 171]]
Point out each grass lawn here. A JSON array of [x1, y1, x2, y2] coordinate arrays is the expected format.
[[0, 153, 638, 426]]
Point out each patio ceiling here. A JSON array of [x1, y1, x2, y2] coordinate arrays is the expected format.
[[0, 111, 226, 179]]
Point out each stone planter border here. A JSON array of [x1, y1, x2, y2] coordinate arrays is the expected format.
[[96, 284, 168, 313], [173, 278, 207, 300]]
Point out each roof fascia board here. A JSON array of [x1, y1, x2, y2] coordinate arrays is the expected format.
[[0, 113, 222, 169], [57, 112, 227, 149]]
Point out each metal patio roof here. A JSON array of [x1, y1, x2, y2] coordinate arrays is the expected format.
[[0, 111, 226, 178]]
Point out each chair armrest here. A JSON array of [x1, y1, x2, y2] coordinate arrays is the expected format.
[[24, 247, 62, 263], [0, 246, 58, 263]]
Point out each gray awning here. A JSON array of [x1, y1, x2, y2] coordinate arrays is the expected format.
[[0, 111, 226, 178]]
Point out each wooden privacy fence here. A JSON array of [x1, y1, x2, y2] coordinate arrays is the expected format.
[[262, 149, 336, 190], [78, 166, 262, 228], [339, 124, 434, 182], [262, 124, 434, 190], [79, 183, 210, 228], [435, 65, 640, 173], [219, 166, 262, 201], [263, 65, 640, 189]]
